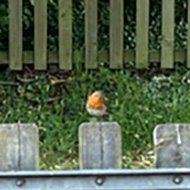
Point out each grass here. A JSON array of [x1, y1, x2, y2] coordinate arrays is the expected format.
[[0, 66, 190, 169]]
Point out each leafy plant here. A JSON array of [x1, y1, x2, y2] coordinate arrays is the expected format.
[[0, 67, 190, 168]]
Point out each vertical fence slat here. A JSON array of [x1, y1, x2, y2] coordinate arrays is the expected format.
[[110, 0, 124, 69], [154, 124, 190, 168], [136, 0, 149, 68], [59, 0, 72, 70], [34, 0, 47, 70], [85, 0, 98, 69], [79, 122, 122, 169], [9, 0, 23, 70], [0, 124, 39, 171], [187, 0, 190, 68], [161, 0, 174, 68]]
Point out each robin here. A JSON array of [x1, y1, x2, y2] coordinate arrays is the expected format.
[[86, 91, 107, 117]]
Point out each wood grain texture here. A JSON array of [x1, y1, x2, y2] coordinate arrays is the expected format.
[[0, 124, 39, 171], [102, 123, 122, 168], [0, 50, 187, 66], [85, 0, 98, 69], [136, 0, 149, 68], [161, 0, 174, 68], [19, 124, 39, 170], [0, 125, 19, 171], [34, 0, 47, 70], [110, 0, 124, 69], [9, 0, 23, 70], [154, 124, 190, 168], [79, 122, 121, 169], [59, 0, 72, 70]]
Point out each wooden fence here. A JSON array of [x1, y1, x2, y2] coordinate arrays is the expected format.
[[0, 0, 190, 70], [1, 122, 190, 189], [1, 122, 190, 170]]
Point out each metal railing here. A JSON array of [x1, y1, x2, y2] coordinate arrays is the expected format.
[[0, 168, 189, 190]]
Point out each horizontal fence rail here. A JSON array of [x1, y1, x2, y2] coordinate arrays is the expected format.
[[0, 169, 190, 190], [0, 50, 187, 65], [1, 0, 190, 70]]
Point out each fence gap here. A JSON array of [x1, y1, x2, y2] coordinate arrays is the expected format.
[[110, 0, 124, 69], [59, 0, 72, 70], [136, 0, 149, 68], [161, 0, 174, 68], [34, 0, 47, 70], [9, 0, 23, 70], [85, 0, 98, 69]]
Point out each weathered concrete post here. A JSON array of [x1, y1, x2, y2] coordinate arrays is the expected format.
[[79, 122, 122, 169], [0, 123, 39, 171], [153, 124, 190, 168]]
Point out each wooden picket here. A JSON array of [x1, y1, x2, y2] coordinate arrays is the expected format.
[[59, 0, 72, 70], [161, 0, 174, 68], [136, 0, 149, 68], [110, 0, 124, 69], [9, 0, 23, 70], [85, 0, 98, 69], [34, 0, 48, 70]]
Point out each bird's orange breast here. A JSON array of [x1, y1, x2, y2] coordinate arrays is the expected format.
[[87, 95, 104, 110]]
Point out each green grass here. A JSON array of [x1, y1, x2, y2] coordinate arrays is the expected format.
[[0, 67, 190, 169]]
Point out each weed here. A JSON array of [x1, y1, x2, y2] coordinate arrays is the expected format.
[[0, 67, 190, 169]]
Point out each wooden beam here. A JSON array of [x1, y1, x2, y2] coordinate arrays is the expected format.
[[154, 124, 190, 168], [85, 0, 98, 69], [161, 0, 174, 68], [0, 50, 187, 66], [34, 0, 48, 70], [0, 124, 39, 171], [136, 0, 149, 68], [110, 0, 124, 68], [59, 0, 72, 70], [9, 0, 23, 70], [79, 122, 122, 169]]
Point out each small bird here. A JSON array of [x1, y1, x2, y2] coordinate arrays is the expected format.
[[86, 91, 107, 117]]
